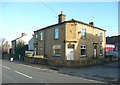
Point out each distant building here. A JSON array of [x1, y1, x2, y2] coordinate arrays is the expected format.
[[33, 12, 106, 63], [106, 35, 120, 57], [106, 35, 120, 44], [11, 33, 28, 54], [28, 36, 34, 51], [2, 42, 11, 54]]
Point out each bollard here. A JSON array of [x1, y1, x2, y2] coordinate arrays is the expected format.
[[10, 57, 13, 61]]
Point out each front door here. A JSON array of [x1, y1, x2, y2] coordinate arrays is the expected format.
[[66, 48, 74, 60], [94, 45, 97, 58]]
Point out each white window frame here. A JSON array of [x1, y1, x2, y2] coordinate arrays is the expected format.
[[55, 28, 59, 39], [80, 45, 86, 57], [35, 33, 38, 39], [53, 45, 61, 56], [40, 32, 43, 41], [81, 27, 86, 39]]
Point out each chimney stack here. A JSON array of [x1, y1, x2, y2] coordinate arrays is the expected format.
[[89, 22, 94, 26], [58, 11, 66, 23], [21, 33, 25, 37]]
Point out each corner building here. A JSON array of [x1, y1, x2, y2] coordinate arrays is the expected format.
[[34, 12, 106, 65]]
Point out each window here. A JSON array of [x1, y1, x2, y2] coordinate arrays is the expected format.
[[54, 49, 60, 55], [53, 45, 61, 56], [81, 45, 86, 56], [81, 27, 86, 39], [100, 43, 103, 55], [99, 32, 103, 42], [55, 28, 59, 39], [40, 32, 43, 41], [35, 33, 38, 39]]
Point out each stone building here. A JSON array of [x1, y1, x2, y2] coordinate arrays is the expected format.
[[34, 12, 106, 64]]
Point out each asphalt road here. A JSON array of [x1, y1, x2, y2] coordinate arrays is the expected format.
[[2, 59, 105, 83]]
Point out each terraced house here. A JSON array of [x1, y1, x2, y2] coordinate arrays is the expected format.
[[34, 12, 106, 65]]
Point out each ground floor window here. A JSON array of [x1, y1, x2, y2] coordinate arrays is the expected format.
[[100, 43, 103, 55], [54, 49, 60, 55], [100, 49, 103, 55], [81, 45, 86, 56], [53, 45, 61, 56]]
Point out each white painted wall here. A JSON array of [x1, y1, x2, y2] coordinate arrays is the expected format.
[[28, 37, 34, 50]]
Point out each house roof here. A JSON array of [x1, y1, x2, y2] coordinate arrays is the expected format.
[[34, 19, 106, 32], [11, 34, 27, 42], [12, 36, 22, 42]]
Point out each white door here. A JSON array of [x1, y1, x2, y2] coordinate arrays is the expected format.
[[94, 49, 97, 58], [66, 48, 74, 60]]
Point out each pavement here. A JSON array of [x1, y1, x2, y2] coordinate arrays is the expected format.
[[2, 58, 120, 84], [58, 61, 119, 83]]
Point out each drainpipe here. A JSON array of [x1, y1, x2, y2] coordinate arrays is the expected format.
[[44, 30, 46, 57]]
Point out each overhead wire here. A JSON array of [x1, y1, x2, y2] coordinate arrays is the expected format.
[[40, 2, 58, 18]]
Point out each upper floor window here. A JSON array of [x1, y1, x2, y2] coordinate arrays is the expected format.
[[55, 28, 59, 39], [40, 32, 43, 41], [35, 33, 38, 39], [99, 32, 103, 42], [81, 27, 86, 39]]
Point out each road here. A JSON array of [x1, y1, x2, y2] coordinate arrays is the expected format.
[[2, 59, 104, 83]]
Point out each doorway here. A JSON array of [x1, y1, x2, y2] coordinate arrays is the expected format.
[[94, 45, 97, 58], [66, 48, 74, 60]]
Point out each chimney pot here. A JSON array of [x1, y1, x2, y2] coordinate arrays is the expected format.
[[89, 22, 94, 26], [21, 33, 25, 37]]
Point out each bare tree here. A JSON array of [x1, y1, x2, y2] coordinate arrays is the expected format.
[[0, 38, 6, 51]]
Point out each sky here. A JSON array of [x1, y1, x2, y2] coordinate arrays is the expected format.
[[1, 1, 118, 44]]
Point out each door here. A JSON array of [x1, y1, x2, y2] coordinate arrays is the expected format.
[[66, 48, 74, 60], [94, 45, 97, 58], [94, 49, 97, 58]]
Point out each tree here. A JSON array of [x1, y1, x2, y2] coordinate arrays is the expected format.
[[14, 41, 25, 60], [0, 38, 5, 51], [0, 38, 6, 58]]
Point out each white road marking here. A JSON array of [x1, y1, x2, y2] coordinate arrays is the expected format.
[[2, 66, 10, 69], [79, 77, 103, 82], [19, 64, 47, 71], [59, 74, 65, 76], [14, 70, 32, 79], [19, 64, 41, 70]]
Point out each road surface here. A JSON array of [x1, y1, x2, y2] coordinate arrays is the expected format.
[[2, 59, 104, 83]]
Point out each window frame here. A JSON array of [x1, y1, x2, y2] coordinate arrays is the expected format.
[[35, 33, 38, 39], [53, 45, 61, 56], [54, 49, 60, 55], [99, 32, 103, 42], [81, 27, 86, 39], [40, 32, 43, 41], [80, 45, 87, 57], [54, 28, 59, 39]]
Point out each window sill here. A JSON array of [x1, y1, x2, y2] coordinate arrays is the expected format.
[[53, 54, 61, 57], [81, 55, 87, 57], [54, 38, 59, 40], [81, 38, 87, 40]]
